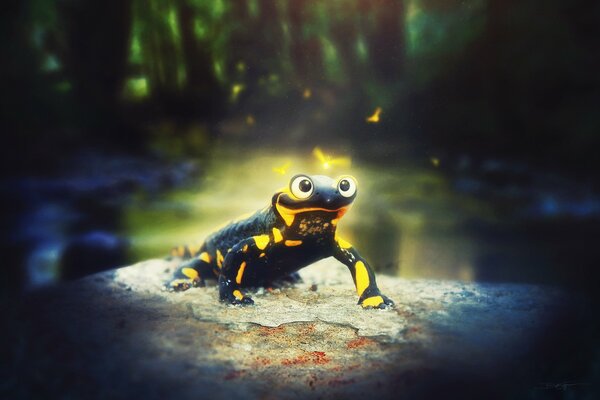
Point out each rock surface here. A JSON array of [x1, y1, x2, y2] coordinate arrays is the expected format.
[[8, 258, 574, 399]]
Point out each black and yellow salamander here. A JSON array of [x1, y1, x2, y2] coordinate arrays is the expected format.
[[168, 174, 394, 309]]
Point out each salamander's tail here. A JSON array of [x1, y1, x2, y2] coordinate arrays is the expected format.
[[167, 242, 205, 260], [166, 242, 214, 291]]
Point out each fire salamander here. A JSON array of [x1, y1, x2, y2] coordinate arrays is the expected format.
[[168, 174, 394, 309]]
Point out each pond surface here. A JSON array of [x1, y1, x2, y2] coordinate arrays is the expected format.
[[123, 145, 599, 287], [11, 145, 598, 291]]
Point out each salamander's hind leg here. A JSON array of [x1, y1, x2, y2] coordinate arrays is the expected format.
[[168, 258, 209, 292]]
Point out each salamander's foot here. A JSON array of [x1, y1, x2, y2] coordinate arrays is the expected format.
[[359, 294, 394, 309], [168, 266, 205, 292], [167, 277, 204, 292], [220, 289, 254, 306]]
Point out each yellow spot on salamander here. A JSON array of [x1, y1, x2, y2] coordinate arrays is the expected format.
[[355, 261, 370, 297], [216, 249, 224, 268], [236, 261, 247, 284], [336, 236, 352, 249], [272, 228, 283, 243], [254, 235, 270, 250], [284, 240, 302, 247], [233, 290, 244, 300], [361, 296, 384, 308], [331, 219, 339, 226], [242, 244, 248, 253], [259, 253, 266, 258], [182, 267, 199, 280], [199, 252, 211, 263], [275, 201, 295, 226]]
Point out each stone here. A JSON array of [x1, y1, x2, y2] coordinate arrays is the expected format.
[[6, 258, 575, 399]]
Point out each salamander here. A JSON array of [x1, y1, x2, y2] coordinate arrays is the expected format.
[[168, 174, 394, 309]]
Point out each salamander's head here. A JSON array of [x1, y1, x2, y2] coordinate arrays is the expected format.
[[272, 174, 357, 227]]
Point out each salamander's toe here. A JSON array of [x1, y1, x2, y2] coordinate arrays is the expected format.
[[359, 294, 395, 309], [169, 279, 191, 292]]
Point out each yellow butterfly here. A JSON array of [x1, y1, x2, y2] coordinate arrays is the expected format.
[[312, 147, 351, 170], [272, 161, 291, 175], [366, 107, 382, 123]]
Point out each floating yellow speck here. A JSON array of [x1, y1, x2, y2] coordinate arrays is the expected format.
[[312, 147, 351, 170], [272, 161, 291, 175], [303, 88, 312, 99], [231, 83, 245, 101], [246, 114, 255, 126], [366, 107, 382, 123], [430, 157, 440, 167]]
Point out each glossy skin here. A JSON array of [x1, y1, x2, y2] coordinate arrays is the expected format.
[[169, 174, 394, 309]]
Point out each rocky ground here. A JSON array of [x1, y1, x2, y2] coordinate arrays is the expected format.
[[4, 258, 591, 399]]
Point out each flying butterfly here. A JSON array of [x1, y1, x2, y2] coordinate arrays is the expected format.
[[366, 107, 382, 124], [272, 161, 292, 175], [312, 147, 351, 170]]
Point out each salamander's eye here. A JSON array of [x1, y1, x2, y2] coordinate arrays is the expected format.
[[337, 176, 357, 198], [290, 175, 314, 199]]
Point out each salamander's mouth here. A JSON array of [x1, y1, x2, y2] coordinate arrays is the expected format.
[[275, 194, 351, 226]]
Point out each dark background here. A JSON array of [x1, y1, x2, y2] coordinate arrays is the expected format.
[[1, 0, 599, 398]]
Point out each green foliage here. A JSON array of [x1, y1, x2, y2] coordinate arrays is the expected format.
[[8, 0, 599, 171], [406, 0, 486, 86]]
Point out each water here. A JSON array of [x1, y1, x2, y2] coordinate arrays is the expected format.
[[123, 145, 598, 287], [11, 145, 598, 291]]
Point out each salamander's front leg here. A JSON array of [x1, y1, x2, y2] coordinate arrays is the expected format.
[[333, 236, 394, 309], [218, 235, 271, 305]]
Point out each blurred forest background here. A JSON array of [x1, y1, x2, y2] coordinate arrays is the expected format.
[[4, 0, 600, 169], [2, 0, 600, 293]]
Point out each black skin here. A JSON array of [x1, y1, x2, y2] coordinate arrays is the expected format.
[[169, 174, 394, 309]]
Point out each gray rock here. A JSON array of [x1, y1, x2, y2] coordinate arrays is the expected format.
[[8, 258, 572, 399]]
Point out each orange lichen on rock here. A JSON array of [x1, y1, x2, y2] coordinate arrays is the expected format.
[[346, 336, 376, 349], [281, 351, 330, 366]]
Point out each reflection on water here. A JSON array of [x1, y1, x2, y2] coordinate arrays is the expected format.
[[124, 146, 499, 282], [11, 145, 599, 290]]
